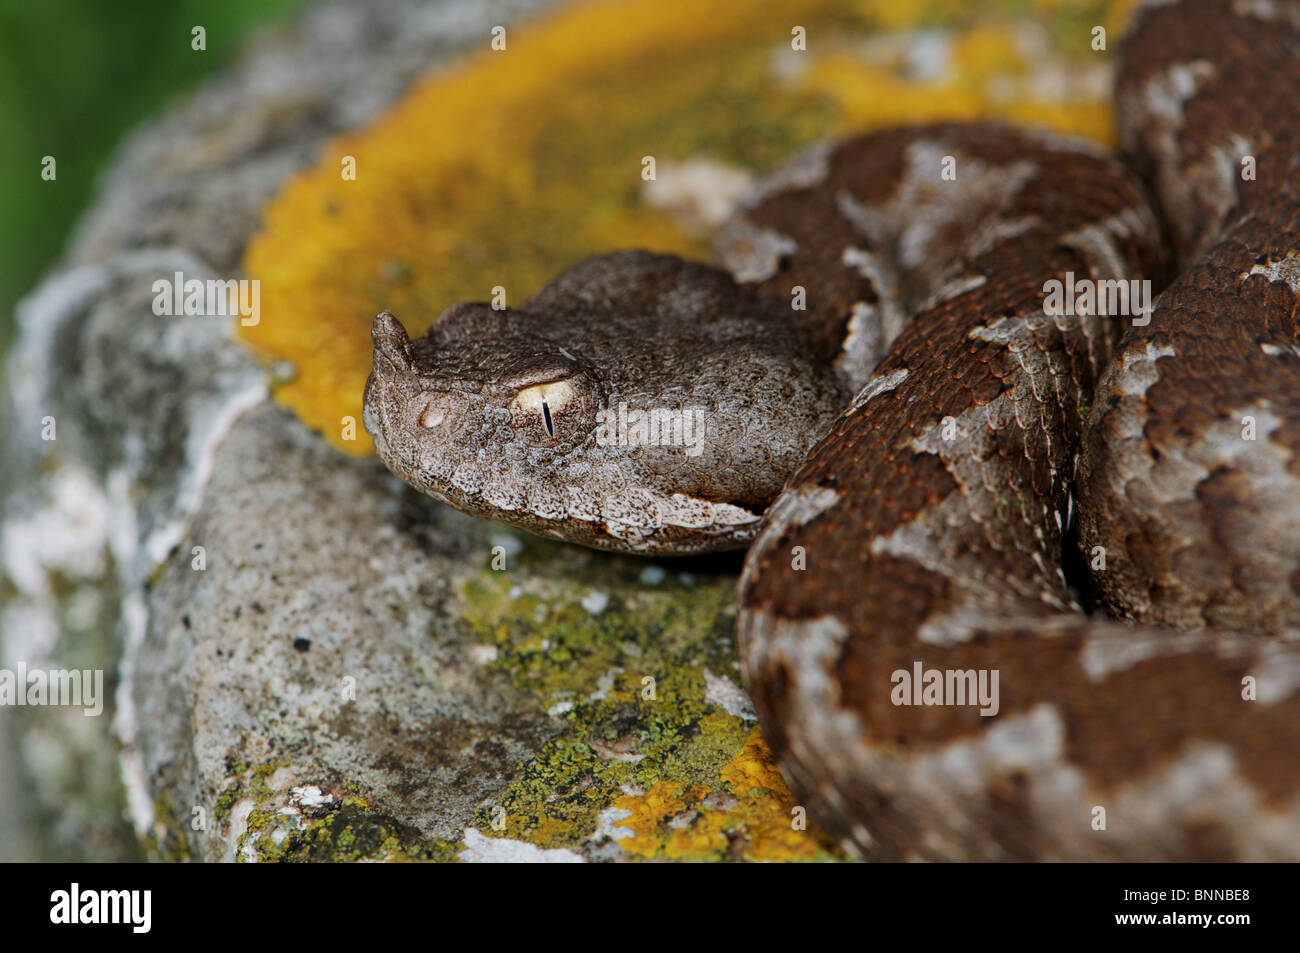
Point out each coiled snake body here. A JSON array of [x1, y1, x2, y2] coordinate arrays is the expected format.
[[364, 0, 1300, 860]]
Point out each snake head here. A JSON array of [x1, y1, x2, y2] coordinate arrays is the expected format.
[[363, 305, 605, 518]]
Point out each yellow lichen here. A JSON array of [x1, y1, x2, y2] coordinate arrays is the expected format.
[[240, 0, 1133, 454], [613, 782, 709, 857], [721, 726, 792, 798], [614, 727, 831, 862]]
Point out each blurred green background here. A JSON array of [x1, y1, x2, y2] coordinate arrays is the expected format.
[[0, 0, 307, 357]]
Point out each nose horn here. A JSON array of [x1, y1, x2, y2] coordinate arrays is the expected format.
[[372, 311, 414, 372]]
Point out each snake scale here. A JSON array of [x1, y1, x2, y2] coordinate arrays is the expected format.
[[363, 0, 1300, 860]]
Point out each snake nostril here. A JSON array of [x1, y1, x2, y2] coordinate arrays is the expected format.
[[418, 401, 447, 428]]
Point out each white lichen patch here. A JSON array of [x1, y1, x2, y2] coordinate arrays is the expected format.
[[228, 797, 258, 863], [289, 785, 336, 814], [704, 668, 757, 721], [591, 805, 636, 845], [586, 667, 622, 703], [458, 827, 585, 863], [580, 589, 609, 615], [2, 464, 111, 599]]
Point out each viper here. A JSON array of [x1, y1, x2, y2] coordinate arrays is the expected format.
[[363, 0, 1300, 860]]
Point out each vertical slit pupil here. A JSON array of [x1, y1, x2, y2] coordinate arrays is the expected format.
[[541, 397, 554, 437]]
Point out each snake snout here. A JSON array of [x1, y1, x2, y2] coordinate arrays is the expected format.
[[372, 310, 414, 373]]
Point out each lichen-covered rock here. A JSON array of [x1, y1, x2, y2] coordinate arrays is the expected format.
[[1, 0, 566, 863], [132, 403, 566, 861], [1, 0, 1134, 862], [1, 250, 268, 861]]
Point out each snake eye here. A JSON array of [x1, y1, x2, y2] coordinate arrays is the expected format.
[[510, 380, 576, 438]]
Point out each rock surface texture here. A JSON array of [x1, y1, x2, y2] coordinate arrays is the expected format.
[[1, 0, 842, 862]]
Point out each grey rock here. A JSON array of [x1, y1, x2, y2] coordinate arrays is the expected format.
[[0, 0, 560, 862], [129, 403, 555, 861]]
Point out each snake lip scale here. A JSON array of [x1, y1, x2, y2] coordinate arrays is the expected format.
[[364, 0, 1300, 861]]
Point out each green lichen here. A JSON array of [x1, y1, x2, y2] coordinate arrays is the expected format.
[[140, 792, 192, 863], [240, 793, 459, 863], [213, 756, 284, 821], [459, 531, 846, 860], [205, 757, 453, 862], [465, 536, 738, 698], [213, 759, 457, 863]]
